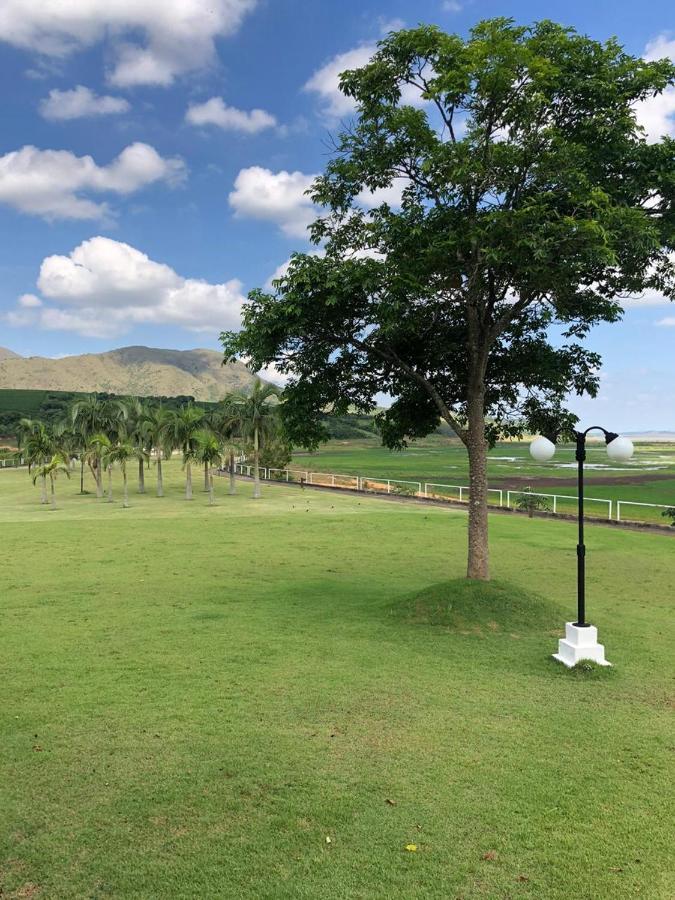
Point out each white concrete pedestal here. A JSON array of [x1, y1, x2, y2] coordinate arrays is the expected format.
[[553, 622, 611, 667]]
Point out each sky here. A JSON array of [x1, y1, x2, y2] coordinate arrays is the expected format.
[[0, 0, 673, 432]]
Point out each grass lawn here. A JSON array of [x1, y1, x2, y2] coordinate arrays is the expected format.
[[1, 461, 673, 899]]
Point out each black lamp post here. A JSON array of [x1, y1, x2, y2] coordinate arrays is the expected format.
[[529, 427, 634, 666], [574, 427, 618, 627]]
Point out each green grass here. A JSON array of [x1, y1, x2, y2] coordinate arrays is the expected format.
[[1, 462, 674, 898], [291, 438, 675, 523]]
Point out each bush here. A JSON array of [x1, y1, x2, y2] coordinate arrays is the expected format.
[[515, 487, 551, 518], [661, 507, 675, 527]]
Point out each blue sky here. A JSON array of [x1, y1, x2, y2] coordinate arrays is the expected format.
[[0, 0, 673, 431]]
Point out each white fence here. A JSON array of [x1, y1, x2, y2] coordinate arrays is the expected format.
[[0, 457, 24, 468], [231, 464, 671, 524], [617, 500, 672, 522], [505, 488, 612, 520]]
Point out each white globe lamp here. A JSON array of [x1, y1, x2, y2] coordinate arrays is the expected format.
[[606, 436, 634, 462], [529, 435, 556, 462]]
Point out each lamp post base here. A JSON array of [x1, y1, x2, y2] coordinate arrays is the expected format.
[[552, 622, 612, 667]]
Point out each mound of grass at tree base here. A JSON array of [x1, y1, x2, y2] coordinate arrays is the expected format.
[[393, 579, 564, 634]]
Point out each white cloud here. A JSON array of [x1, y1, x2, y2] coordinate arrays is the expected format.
[[0, 0, 257, 87], [442, 1, 463, 11], [304, 43, 430, 121], [229, 166, 318, 238], [656, 316, 675, 326], [644, 34, 675, 62], [18, 293, 42, 308], [0, 142, 185, 221], [304, 45, 376, 120], [40, 85, 130, 121], [4, 237, 246, 339], [186, 97, 276, 134], [356, 178, 408, 209], [635, 34, 675, 142]]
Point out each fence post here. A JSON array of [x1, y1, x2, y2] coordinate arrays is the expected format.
[[459, 487, 463, 502], [331, 474, 335, 486], [387, 480, 391, 494], [553, 495, 557, 514], [607, 500, 612, 521], [507, 491, 511, 508], [617, 502, 621, 522]]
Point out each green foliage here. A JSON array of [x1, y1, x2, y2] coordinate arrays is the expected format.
[[661, 507, 675, 526], [515, 487, 552, 516], [223, 19, 674, 451]]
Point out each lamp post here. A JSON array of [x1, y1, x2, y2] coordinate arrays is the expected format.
[[529, 427, 634, 666]]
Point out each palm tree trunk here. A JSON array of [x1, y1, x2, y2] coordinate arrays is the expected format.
[[107, 466, 113, 503], [229, 451, 236, 495], [95, 459, 103, 498], [138, 457, 145, 494], [156, 451, 164, 497], [209, 474, 215, 505], [50, 476, 56, 510], [186, 463, 193, 500], [80, 458, 85, 494], [40, 473, 47, 505], [253, 427, 261, 499], [204, 460, 210, 491], [123, 466, 129, 508]]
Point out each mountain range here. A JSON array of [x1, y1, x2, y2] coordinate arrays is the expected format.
[[0, 345, 259, 401]]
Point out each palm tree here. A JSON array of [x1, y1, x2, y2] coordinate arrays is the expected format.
[[71, 395, 128, 493], [18, 420, 54, 504], [193, 430, 224, 505], [164, 405, 206, 500], [232, 381, 280, 499], [210, 397, 243, 496], [103, 442, 135, 508], [85, 433, 111, 499], [32, 454, 70, 509], [143, 405, 173, 497], [124, 397, 152, 494]]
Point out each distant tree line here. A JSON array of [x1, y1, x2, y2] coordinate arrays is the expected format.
[[15, 381, 289, 508]]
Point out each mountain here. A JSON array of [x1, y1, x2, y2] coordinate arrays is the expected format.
[[0, 345, 260, 401]]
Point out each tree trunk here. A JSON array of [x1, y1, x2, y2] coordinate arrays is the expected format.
[[123, 467, 129, 508], [253, 427, 261, 499], [204, 460, 210, 491], [107, 466, 113, 503], [466, 384, 489, 581], [186, 463, 193, 500], [95, 459, 103, 498], [138, 457, 145, 494], [209, 474, 215, 506], [40, 473, 47, 505], [50, 477, 56, 510], [80, 458, 85, 494], [157, 452, 164, 497], [229, 451, 236, 495]]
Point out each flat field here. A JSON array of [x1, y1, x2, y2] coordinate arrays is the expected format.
[[291, 438, 675, 523], [1, 461, 673, 898]]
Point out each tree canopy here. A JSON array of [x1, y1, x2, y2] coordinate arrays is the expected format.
[[222, 18, 675, 578]]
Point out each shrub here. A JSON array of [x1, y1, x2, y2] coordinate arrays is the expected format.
[[515, 487, 551, 518]]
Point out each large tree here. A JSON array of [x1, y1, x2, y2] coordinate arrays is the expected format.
[[222, 19, 674, 580]]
